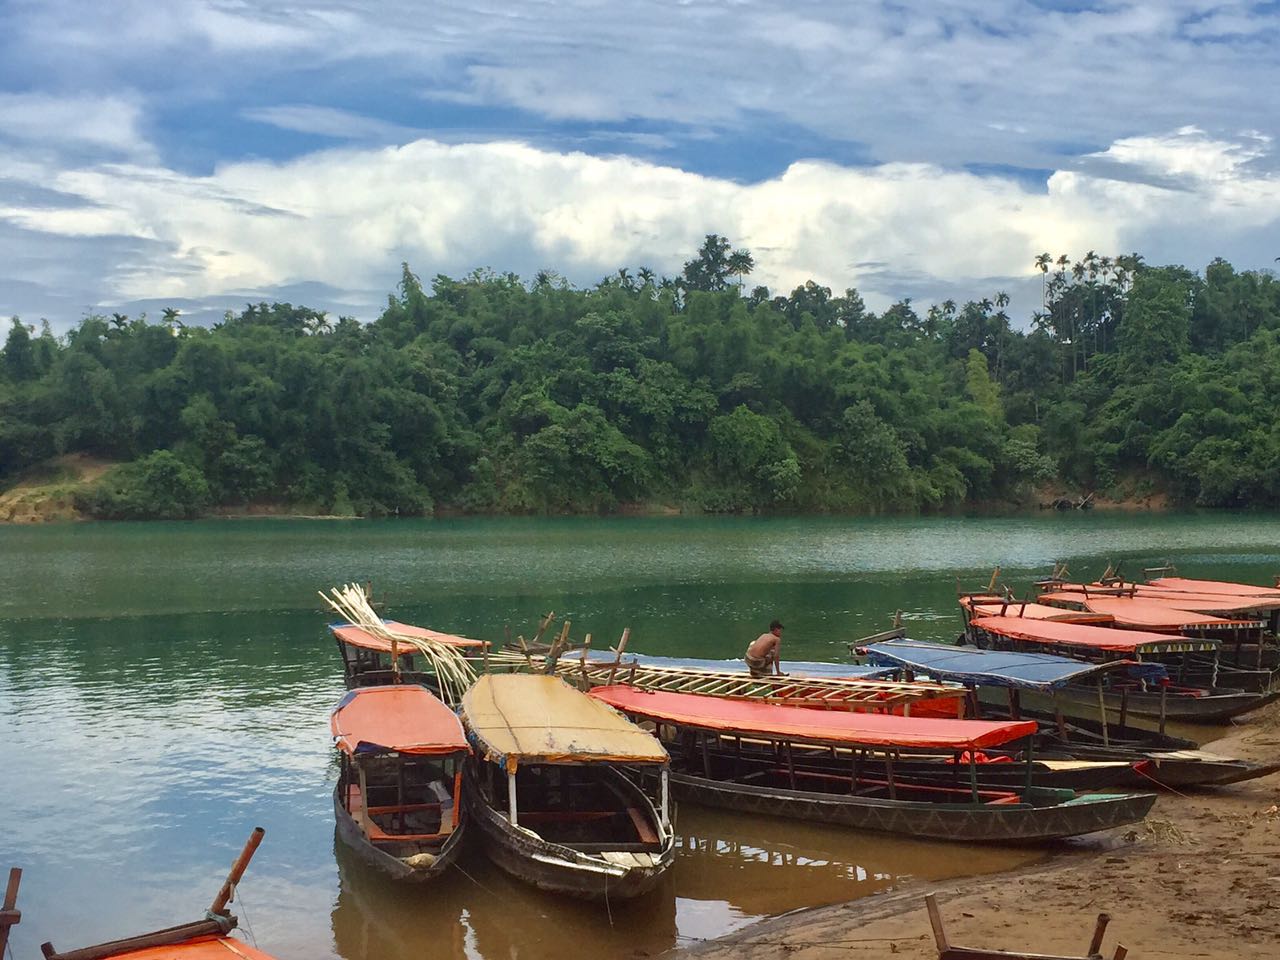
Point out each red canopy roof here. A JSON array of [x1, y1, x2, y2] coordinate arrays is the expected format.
[[588, 686, 1037, 750], [1076, 597, 1261, 631], [331, 685, 468, 756], [330, 619, 487, 652], [961, 596, 1113, 624], [971, 616, 1218, 654], [1148, 576, 1280, 598], [1049, 584, 1280, 615]]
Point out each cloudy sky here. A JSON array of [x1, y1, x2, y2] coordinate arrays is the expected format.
[[2, 1, 1279, 330]]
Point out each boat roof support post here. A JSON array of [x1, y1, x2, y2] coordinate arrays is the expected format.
[[507, 769, 519, 826], [1023, 736, 1035, 795], [968, 751, 978, 804], [1158, 681, 1169, 736], [1096, 679, 1109, 747], [659, 767, 670, 829]]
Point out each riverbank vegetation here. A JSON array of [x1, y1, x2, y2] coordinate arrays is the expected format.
[[2, 238, 1278, 518]]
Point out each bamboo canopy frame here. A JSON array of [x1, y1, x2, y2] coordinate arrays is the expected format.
[[482, 648, 966, 714]]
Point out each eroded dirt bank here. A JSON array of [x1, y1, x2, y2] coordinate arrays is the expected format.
[[671, 702, 1280, 959]]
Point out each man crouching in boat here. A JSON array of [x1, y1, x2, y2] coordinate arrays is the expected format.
[[745, 620, 784, 677]]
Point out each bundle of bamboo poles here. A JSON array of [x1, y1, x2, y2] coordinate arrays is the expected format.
[[320, 583, 477, 704]]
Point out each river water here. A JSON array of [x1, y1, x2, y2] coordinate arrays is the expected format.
[[2, 513, 1278, 958]]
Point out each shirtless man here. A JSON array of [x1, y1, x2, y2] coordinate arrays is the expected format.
[[745, 620, 784, 677]]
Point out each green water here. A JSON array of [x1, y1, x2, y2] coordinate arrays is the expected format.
[[2, 513, 1277, 959]]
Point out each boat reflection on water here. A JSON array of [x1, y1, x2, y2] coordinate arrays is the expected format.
[[330, 804, 1039, 960]]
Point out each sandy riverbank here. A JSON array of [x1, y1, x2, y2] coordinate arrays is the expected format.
[[672, 701, 1280, 959]]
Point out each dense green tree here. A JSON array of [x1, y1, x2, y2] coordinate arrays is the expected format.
[[3, 243, 1279, 518]]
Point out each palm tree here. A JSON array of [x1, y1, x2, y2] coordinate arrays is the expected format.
[[726, 249, 755, 292]]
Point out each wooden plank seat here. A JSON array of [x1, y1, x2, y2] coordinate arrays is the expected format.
[[626, 806, 659, 844], [346, 783, 449, 844]]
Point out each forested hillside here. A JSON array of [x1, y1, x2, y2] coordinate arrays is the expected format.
[[2, 237, 1278, 519]]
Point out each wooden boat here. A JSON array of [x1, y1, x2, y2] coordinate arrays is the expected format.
[[926, 893, 1129, 960], [968, 615, 1275, 723], [459, 674, 675, 900], [330, 684, 470, 882], [39, 830, 279, 960], [331, 619, 487, 689], [863, 640, 1280, 788], [1038, 588, 1278, 675], [589, 686, 1157, 843]]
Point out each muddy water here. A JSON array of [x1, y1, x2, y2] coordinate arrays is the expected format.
[[3, 514, 1278, 959]]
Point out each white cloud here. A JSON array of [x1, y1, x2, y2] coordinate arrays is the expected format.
[[242, 105, 424, 142], [8, 3, 1280, 172], [3, 128, 1278, 326], [0, 94, 153, 159]]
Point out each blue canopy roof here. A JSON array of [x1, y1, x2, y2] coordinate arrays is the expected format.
[[863, 640, 1168, 691]]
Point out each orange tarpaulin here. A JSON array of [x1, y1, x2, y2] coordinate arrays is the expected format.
[[588, 685, 1038, 750], [330, 619, 487, 652], [99, 936, 279, 960], [970, 615, 1218, 655], [331, 685, 468, 756], [1073, 597, 1262, 632]]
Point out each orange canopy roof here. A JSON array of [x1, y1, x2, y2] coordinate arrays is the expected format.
[[961, 596, 1113, 624], [970, 616, 1218, 655], [1042, 586, 1280, 616], [100, 936, 279, 960], [330, 619, 487, 652], [1074, 597, 1262, 631], [588, 685, 1037, 750], [1147, 576, 1280, 598], [331, 685, 468, 756]]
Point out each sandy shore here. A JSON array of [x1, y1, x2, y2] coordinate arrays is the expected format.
[[672, 702, 1280, 959]]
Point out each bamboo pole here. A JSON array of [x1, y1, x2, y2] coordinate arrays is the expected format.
[[606, 627, 631, 684], [210, 827, 265, 916]]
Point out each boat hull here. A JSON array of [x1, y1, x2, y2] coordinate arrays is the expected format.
[[332, 785, 466, 883], [1052, 684, 1278, 723], [666, 772, 1155, 843], [464, 765, 673, 900]]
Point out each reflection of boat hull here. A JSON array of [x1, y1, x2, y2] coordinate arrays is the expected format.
[[332, 784, 467, 883], [465, 764, 673, 900], [666, 771, 1155, 843]]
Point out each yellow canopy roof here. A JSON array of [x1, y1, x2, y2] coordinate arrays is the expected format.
[[461, 674, 668, 769]]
